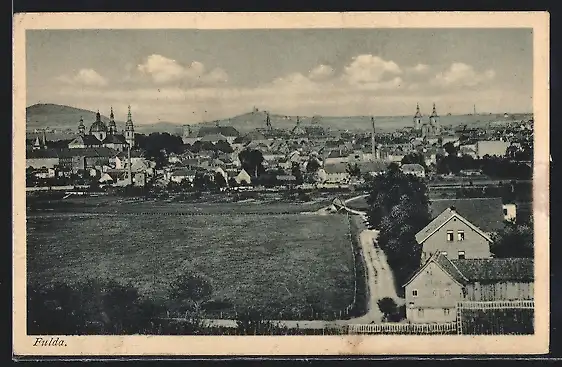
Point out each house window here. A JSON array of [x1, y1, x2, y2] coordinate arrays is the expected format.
[[412, 289, 418, 297], [433, 289, 439, 297], [444, 308, 450, 316], [458, 231, 465, 241], [418, 309, 424, 318], [458, 251, 466, 259], [447, 230, 454, 242], [503, 208, 508, 216], [444, 288, 451, 297]]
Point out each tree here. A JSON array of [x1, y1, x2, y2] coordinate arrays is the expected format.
[[365, 170, 430, 295], [377, 297, 398, 322], [291, 162, 304, 185], [443, 142, 458, 156], [490, 219, 534, 258], [238, 149, 265, 178], [346, 163, 361, 178], [306, 158, 321, 173], [168, 271, 213, 314], [214, 140, 234, 153], [214, 172, 228, 189]]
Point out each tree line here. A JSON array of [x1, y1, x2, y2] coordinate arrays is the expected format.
[[365, 164, 431, 297]]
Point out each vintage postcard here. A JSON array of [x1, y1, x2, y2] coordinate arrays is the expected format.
[[13, 12, 550, 357]]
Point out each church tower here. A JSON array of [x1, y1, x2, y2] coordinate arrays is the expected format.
[[429, 102, 440, 134], [413, 103, 422, 130], [125, 105, 135, 148], [108, 106, 116, 135], [78, 117, 85, 136]]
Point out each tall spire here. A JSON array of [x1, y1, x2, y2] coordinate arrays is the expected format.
[[125, 105, 135, 148], [108, 106, 116, 134], [414, 102, 422, 118], [95, 109, 101, 122], [431, 103, 437, 117], [78, 116, 85, 136]]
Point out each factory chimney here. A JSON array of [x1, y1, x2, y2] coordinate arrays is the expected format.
[[371, 116, 376, 160]]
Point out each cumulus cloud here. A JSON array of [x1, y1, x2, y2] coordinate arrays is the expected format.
[[409, 63, 430, 73], [432, 62, 496, 88], [136, 54, 228, 85], [308, 64, 335, 80], [342, 54, 401, 85], [56, 68, 108, 87]]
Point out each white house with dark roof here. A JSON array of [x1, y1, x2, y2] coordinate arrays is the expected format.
[[416, 207, 493, 263], [404, 251, 534, 323]]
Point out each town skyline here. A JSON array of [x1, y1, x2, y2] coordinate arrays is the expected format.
[[27, 28, 533, 125]]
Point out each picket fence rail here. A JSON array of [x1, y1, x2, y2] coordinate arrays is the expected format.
[[348, 321, 457, 334]]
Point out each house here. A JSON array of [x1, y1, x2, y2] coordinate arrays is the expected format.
[[322, 163, 350, 184], [235, 169, 252, 185], [170, 169, 197, 183], [401, 163, 426, 178], [415, 206, 493, 263], [404, 252, 534, 323], [196, 126, 240, 144], [502, 203, 517, 222], [428, 198, 505, 233], [114, 150, 145, 169], [356, 160, 387, 177], [324, 150, 349, 165], [476, 140, 510, 158], [26, 149, 60, 169]]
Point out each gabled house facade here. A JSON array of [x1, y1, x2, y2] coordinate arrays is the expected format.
[[404, 252, 534, 323], [416, 207, 493, 263]]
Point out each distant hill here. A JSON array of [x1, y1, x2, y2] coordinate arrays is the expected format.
[[197, 110, 322, 133], [25, 103, 183, 134], [199, 110, 533, 134], [26, 103, 532, 137]]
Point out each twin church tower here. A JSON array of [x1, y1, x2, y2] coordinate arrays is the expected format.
[[413, 102, 440, 138]]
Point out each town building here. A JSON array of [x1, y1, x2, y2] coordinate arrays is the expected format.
[[475, 140, 510, 158], [401, 163, 426, 178], [415, 206, 493, 263], [404, 252, 534, 323]]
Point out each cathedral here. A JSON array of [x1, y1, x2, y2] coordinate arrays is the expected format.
[[413, 103, 440, 139], [68, 106, 135, 151]]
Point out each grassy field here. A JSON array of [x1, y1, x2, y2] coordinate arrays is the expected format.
[[27, 209, 354, 318]]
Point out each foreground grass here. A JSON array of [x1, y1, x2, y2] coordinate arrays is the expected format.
[[27, 210, 354, 319]]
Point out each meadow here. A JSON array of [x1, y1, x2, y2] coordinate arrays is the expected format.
[[27, 208, 355, 318]]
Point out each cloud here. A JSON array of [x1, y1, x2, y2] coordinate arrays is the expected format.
[[136, 54, 228, 85], [342, 54, 401, 85], [408, 63, 430, 73], [308, 64, 335, 80], [56, 68, 108, 87], [432, 62, 496, 88]]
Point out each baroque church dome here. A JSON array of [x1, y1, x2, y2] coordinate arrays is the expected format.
[[89, 111, 108, 133]]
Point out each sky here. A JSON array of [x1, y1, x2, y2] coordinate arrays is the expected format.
[[26, 28, 533, 125]]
